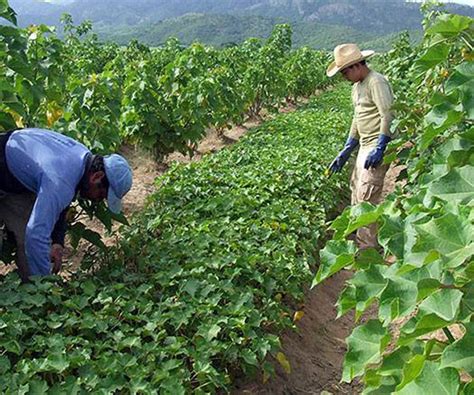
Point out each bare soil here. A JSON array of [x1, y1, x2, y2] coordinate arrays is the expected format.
[[233, 271, 361, 395], [232, 165, 401, 395]]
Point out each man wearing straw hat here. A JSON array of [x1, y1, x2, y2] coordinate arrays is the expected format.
[[327, 43, 394, 250]]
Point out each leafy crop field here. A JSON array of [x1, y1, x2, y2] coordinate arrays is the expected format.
[[0, 0, 473, 393], [0, 86, 351, 392], [0, 8, 329, 160]]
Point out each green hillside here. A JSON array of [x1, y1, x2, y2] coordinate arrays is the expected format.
[[95, 14, 281, 48], [11, 0, 473, 50], [96, 13, 416, 51]]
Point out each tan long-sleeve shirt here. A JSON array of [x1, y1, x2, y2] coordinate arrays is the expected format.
[[350, 70, 394, 148]]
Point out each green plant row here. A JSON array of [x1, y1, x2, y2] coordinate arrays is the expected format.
[[0, 85, 352, 393], [0, 0, 330, 255], [0, 2, 330, 160], [313, 7, 473, 394]]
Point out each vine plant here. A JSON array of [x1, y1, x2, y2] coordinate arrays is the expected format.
[[313, 8, 473, 394]]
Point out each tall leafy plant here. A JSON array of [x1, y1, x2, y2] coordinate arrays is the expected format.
[[313, 9, 473, 394]]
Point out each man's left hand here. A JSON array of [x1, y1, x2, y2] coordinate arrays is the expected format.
[[364, 134, 391, 169], [364, 148, 384, 169], [50, 244, 64, 274]]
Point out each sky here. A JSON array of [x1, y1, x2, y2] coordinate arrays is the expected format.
[[438, 0, 473, 5], [444, 0, 473, 4], [43, 0, 474, 3], [43, 0, 474, 5], [410, 0, 474, 5]]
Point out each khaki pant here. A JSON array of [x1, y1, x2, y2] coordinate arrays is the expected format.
[[350, 146, 388, 250], [0, 192, 35, 281]]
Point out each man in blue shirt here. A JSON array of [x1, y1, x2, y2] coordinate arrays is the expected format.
[[0, 128, 133, 280]]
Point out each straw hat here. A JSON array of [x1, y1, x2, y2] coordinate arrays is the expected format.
[[326, 43, 374, 77]]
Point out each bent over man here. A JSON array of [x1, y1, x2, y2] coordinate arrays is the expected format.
[[0, 128, 133, 280], [327, 43, 394, 249]]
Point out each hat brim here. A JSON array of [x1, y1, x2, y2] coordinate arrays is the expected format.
[[326, 50, 375, 77], [107, 187, 122, 214]]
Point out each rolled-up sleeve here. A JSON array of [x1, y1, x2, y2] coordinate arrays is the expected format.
[[372, 81, 394, 137]]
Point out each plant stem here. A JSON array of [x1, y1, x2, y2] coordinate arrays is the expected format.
[[443, 327, 455, 344]]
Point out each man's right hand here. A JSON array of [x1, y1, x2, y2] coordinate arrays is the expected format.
[[50, 243, 64, 274], [328, 136, 359, 174], [329, 156, 346, 173]]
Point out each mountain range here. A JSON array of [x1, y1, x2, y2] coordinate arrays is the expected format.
[[8, 0, 474, 49]]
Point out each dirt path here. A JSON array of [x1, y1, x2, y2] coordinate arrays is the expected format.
[[233, 270, 360, 395], [232, 164, 402, 395]]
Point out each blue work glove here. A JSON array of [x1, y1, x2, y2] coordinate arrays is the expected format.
[[329, 136, 359, 173], [364, 134, 391, 169]]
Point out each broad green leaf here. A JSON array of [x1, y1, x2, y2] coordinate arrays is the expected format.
[[2, 339, 22, 355], [183, 279, 200, 297], [81, 228, 107, 250], [80, 280, 97, 296], [379, 275, 418, 325], [241, 349, 258, 367], [413, 213, 474, 268], [394, 362, 460, 395], [362, 380, 397, 395], [440, 323, 474, 375], [424, 100, 463, 131], [0, 111, 17, 131], [396, 354, 425, 391], [38, 353, 70, 373], [379, 212, 405, 259], [344, 202, 384, 237], [354, 248, 385, 268], [0, 0, 17, 25], [402, 212, 433, 267], [419, 125, 445, 151], [459, 282, 474, 322], [330, 203, 383, 239], [415, 43, 450, 71], [342, 320, 390, 382], [312, 240, 356, 286], [461, 381, 474, 395], [461, 127, 474, 143], [378, 346, 412, 377], [28, 379, 49, 394], [447, 150, 474, 170], [417, 278, 442, 301], [362, 369, 386, 394], [428, 166, 474, 205], [419, 288, 463, 322], [330, 207, 351, 240], [433, 135, 474, 165], [349, 264, 388, 320], [399, 313, 450, 345], [426, 13, 473, 37], [336, 284, 357, 318], [119, 336, 141, 349], [0, 355, 10, 374], [446, 62, 474, 119], [454, 260, 474, 289], [206, 324, 221, 341]]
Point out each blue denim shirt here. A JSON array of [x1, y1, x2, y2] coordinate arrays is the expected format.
[[5, 129, 90, 275]]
